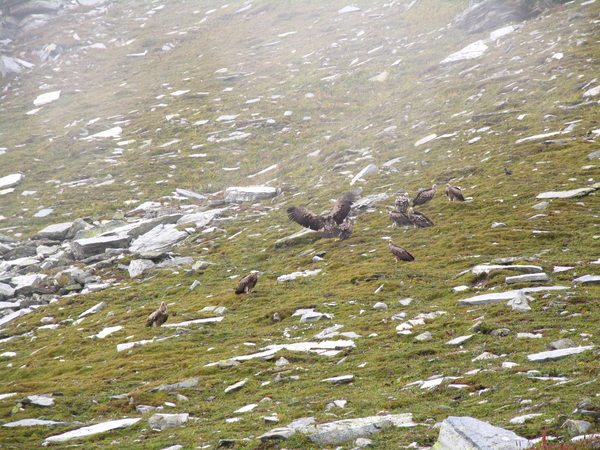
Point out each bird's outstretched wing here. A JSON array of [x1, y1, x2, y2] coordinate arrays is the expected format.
[[287, 206, 325, 231]]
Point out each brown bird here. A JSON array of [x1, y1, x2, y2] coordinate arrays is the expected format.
[[146, 302, 168, 327], [395, 193, 410, 214], [412, 184, 437, 206], [287, 191, 357, 238], [337, 219, 353, 241], [407, 207, 434, 228], [388, 210, 412, 227], [388, 240, 415, 263], [445, 183, 465, 202], [235, 271, 259, 294]]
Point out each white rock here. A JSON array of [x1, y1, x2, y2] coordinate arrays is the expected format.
[[536, 188, 595, 199], [79, 302, 107, 318], [88, 326, 123, 339], [527, 346, 594, 362], [44, 418, 141, 443], [277, 269, 321, 282], [440, 40, 488, 64], [446, 335, 473, 346], [33, 90, 61, 106], [509, 414, 542, 424], [224, 186, 278, 203], [350, 164, 378, 186], [0, 173, 24, 190], [338, 6, 360, 13], [457, 286, 570, 306], [435, 416, 531, 450], [129, 225, 188, 253], [128, 259, 155, 278], [414, 134, 437, 146], [583, 85, 600, 97], [234, 403, 258, 414]]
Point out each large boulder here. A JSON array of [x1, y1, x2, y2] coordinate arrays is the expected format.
[[70, 235, 131, 260]]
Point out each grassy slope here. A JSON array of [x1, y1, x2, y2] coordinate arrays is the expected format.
[[0, 0, 600, 448]]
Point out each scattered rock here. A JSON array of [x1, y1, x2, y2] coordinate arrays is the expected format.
[[224, 186, 279, 203], [44, 418, 142, 443], [148, 413, 189, 431], [527, 346, 594, 362], [434, 416, 531, 450]]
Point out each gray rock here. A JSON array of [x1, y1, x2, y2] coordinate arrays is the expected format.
[[350, 164, 378, 186], [536, 188, 596, 199], [192, 260, 213, 271], [21, 395, 54, 406], [308, 420, 391, 445], [435, 416, 531, 450], [3, 418, 82, 428], [100, 214, 183, 240], [154, 257, 194, 268], [10, 274, 42, 296], [71, 235, 131, 260], [175, 188, 206, 200], [9, 0, 63, 18], [177, 208, 227, 227], [128, 259, 155, 278], [258, 427, 297, 441], [572, 275, 600, 286], [129, 225, 188, 254], [507, 291, 532, 311], [414, 331, 433, 342], [148, 378, 199, 393], [547, 339, 576, 350], [0, 173, 24, 190], [224, 378, 249, 394], [505, 273, 550, 284], [224, 186, 278, 203], [446, 335, 473, 346], [532, 202, 550, 210], [136, 405, 156, 414], [563, 419, 593, 436], [588, 150, 600, 160], [527, 346, 594, 362], [32, 222, 74, 240], [470, 264, 543, 275], [44, 418, 141, 443], [79, 302, 107, 318], [457, 286, 569, 306], [148, 413, 189, 431], [321, 375, 354, 385], [373, 302, 387, 310], [0, 283, 16, 299]]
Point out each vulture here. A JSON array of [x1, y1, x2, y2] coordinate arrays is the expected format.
[[408, 208, 434, 228], [146, 302, 168, 327], [287, 191, 356, 238], [235, 271, 259, 294], [337, 219, 353, 241], [395, 193, 410, 214], [412, 184, 437, 206], [445, 183, 465, 202], [388, 240, 415, 263], [388, 210, 412, 227]]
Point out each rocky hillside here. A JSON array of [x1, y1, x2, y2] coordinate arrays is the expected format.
[[1, 0, 600, 448]]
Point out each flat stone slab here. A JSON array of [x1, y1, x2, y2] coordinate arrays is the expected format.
[[505, 273, 551, 284], [129, 224, 188, 254], [33, 222, 73, 240], [469, 264, 543, 275], [321, 375, 354, 385], [3, 418, 83, 427], [177, 208, 227, 227], [536, 188, 596, 199], [162, 316, 224, 327], [0, 173, 24, 190], [527, 346, 594, 363], [277, 269, 322, 282], [224, 186, 278, 203], [457, 286, 570, 306], [446, 335, 473, 346], [148, 378, 199, 393], [148, 413, 189, 431], [572, 275, 600, 285], [71, 235, 131, 260], [44, 418, 141, 443], [433, 416, 531, 450]]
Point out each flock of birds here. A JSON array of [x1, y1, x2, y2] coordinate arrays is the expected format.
[[146, 183, 466, 326]]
